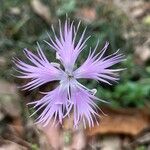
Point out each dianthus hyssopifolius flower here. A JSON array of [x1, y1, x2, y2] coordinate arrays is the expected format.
[[13, 19, 125, 128]]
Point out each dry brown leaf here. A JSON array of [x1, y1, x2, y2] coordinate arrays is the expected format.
[[2, 125, 32, 149], [0, 80, 21, 118], [0, 138, 28, 150], [134, 45, 150, 65], [87, 107, 150, 137], [0, 80, 18, 96], [39, 122, 61, 150], [113, 0, 150, 21], [40, 116, 87, 150], [76, 7, 97, 23], [31, 0, 51, 25], [0, 57, 7, 67]]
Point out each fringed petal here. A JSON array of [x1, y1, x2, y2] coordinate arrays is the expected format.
[[74, 42, 125, 85], [45, 20, 89, 72], [13, 44, 63, 90], [28, 83, 72, 126]]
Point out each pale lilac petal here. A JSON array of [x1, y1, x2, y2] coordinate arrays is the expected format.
[[45, 20, 89, 72], [70, 80, 102, 128], [28, 83, 71, 126], [74, 42, 125, 84], [14, 45, 63, 90]]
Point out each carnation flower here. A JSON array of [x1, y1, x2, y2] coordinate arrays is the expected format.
[[14, 19, 124, 128]]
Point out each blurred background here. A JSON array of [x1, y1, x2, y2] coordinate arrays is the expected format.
[[0, 0, 150, 150]]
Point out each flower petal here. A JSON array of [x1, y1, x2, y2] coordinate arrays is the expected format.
[[13, 44, 63, 90], [74, 42, 125, 85], [45, 20, 90, 72], [28, 83, 72, 126], [70, 79, 102, 128]]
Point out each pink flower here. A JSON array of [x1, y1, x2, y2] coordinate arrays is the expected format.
[[14, 19, 125, 128]]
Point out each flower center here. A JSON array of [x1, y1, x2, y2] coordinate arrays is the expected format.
[[67, 71, 74, 80]]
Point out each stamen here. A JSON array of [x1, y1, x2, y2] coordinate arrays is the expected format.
[[56, 52, 61, 60], [51, 62, 60, 68], [90, 88, 97, 95]]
